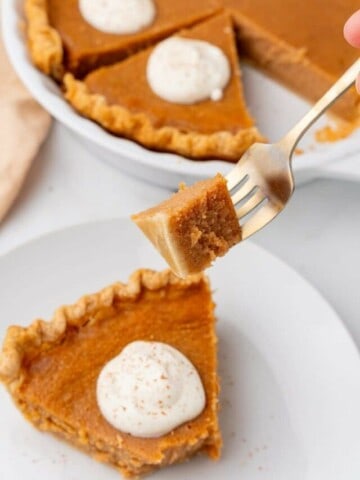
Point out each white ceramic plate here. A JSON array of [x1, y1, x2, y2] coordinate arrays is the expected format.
[[1, 219, 360, 479], [3, 0, 360, 189]]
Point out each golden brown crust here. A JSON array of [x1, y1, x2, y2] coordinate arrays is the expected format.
[[64, 73, 264, 161], [25, 0, 64, 80], [0, 268, 221, 477], [0, 269, 205, 389]]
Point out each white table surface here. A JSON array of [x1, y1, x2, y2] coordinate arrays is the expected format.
[[1, 122, 360, 349]]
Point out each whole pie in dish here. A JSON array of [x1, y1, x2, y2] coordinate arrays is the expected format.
[[0, 269, 221, 477], [25, 0, 221, 79], [25, 0, 360, 159]]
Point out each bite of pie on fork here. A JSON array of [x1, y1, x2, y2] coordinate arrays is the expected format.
[[132, 58, 360, 278]]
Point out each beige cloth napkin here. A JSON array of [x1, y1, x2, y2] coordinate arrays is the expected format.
[[0, 40, 51, 223]]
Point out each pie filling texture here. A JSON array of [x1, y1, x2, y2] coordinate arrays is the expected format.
[[132, 174, 241, 278], [45, 0, 221, 77], [0, 270, 221, 478], [64, 13, 262, 160], [224, 0, 360, 121], [25, 0, 360, 159]]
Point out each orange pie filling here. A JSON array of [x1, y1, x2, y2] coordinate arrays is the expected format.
[[64, 13, 262, 160], [225, 0, 360, 121], [0, 270, 221, 477], [26, 0, 360, 158], [133, 174, 241, 278], [26, 0, 221, 78]]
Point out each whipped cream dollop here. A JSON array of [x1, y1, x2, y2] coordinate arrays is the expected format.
[[147, 37, 231, 104], [97, 341, 206, 438], [79, 0, 156, 35]]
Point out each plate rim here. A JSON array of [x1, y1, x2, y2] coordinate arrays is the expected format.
[[1, 216, 359, 362], [1, 218, 360, 478]]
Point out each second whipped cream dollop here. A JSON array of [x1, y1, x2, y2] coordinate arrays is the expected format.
[[97, 341, 206, 438], [147, 37, 231, 104], [79, 0, 156, 35]]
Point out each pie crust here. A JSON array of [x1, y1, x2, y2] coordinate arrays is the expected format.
[[24, 0, 360, 158], [64, 72, 262, 160], [0, 269, 221, 477], [25, 0, 64, 80]]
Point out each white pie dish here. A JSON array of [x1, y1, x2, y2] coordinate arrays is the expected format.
[[3, 0, 360, 189]]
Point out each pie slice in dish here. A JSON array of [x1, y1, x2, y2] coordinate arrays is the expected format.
[[0, 269, 221, 477], [25, 0, 221, 79], [224, 0, 360, 121], [64, 13, 263, 160], [132, 174, 241, 278]]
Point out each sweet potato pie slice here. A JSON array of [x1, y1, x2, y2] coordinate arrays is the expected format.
[[0, 270, 221, 477], [64, 13, 263, 160]]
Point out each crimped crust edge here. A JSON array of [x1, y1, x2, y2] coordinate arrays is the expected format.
[[25, 0, 64, 80], [64, 73, 264, 161], [0, 269, 206, 388]]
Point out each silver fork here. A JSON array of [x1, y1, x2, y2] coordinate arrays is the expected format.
[[227, 58, 360, 240]]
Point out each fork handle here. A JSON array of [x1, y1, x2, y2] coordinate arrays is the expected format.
[[281, 57, 360, 157]]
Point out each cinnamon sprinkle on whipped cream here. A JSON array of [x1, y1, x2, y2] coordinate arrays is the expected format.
[[147, 37, 231, 104], [97, 341, 205, 437]]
